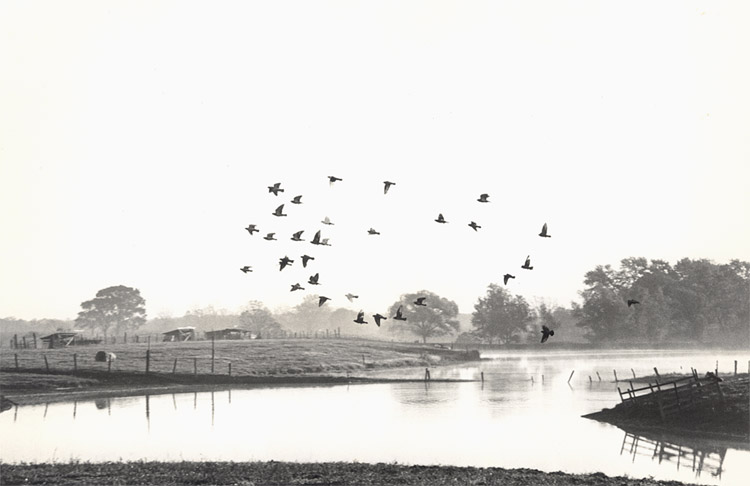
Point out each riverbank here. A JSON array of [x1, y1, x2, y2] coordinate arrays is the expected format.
[[0, 339, 481, 406], [0, 461, 699, 485], [584, 373, 750, 442]]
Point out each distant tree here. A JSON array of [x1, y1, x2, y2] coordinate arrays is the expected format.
[[472, 284, 534, 344], [277, 295, 333, 334], [388, 291, 460, 343], [239, 301, 282, 337], [75, 285, 146, 339]]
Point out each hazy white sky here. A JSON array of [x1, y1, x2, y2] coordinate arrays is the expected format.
[[1, 1, 749, 321]]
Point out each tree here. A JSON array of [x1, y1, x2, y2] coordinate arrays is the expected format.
[[75, 285, 147, 339], [276, 295, 332, 334], [239, 301, 282, 337], [388, 291, 460, 343], [471, 284, 534, 344]]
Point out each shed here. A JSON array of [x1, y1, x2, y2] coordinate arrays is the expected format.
[[162, 327, 196, 342], [40, 331, 83, 349], [204, 328, 255, 340]]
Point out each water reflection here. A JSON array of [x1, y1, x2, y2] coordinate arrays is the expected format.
[[620, 431, 728, 481]]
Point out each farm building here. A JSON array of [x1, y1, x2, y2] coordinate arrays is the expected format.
[[204, 328, 256, 340], [162, 327, 196, 342], [40, 331, 90, 348]]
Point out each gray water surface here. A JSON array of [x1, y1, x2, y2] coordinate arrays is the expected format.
[[2, 349, 748, 486]]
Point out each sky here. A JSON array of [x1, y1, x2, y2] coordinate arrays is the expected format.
[[1, 1, 749, 321]]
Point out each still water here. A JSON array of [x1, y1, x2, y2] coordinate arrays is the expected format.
[[2, 349, 749, 485]]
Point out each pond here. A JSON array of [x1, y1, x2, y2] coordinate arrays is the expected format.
[[2, 349, 749, 485]]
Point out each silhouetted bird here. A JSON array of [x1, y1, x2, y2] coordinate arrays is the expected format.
[[321, 238, 332, 246], [541, 325, 555, 343], [539, 223, 551, 238], [468, 221, 481, 231], [318, 296, 331, 307], [301, 255, 315, 268], [627, 299, 640, 307], [393, 305, 407, 321], [373, 313, 387, 327], [478, 194, 490, 203], [279, 256, 294, 271], [245, 224, 259, 235], [414, 297, 427, 306], [310, 230, 322, 245], [291, 230, 304, 242], [264, 233, 277, 241], [384, 181, 396, 194], [328, 176, 342, 186], [268, 183, 284, 196], [308, 273, 320, 285], [321, 216, 334, 225], [272, 204, 287, 217], [291, 195, 303, 204], [290, 283, 304, 292], [521, 256, 533, 270], [368, 228, 380, 235], [353, 310, 367, 324], [435, 213, 447, 224], [240, 266, 252, 273], [503, 274, 515, 285], [345, 293, 359, 302]]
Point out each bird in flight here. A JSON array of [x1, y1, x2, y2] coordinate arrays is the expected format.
[[414, 297, 427, 306], [435, 213, 448, 224], [272, 204, 287, 217], [468, 221, 481, 231], [264, 233, 277, 241], [541, 325, 555, 343], [321, 216, 334, 225], [290, 283, 304, 292], [503, 274, 515, 285], [477, 194, 490, 203], [539, 223, 551, 238], [291, 230, 305, 242], [301, 255, 315, 267], [353, 310, 367, 324], [240, 266, 252, 273], [318, 296, 331, 307], [373, 313, 387, 327], [310, 230, 322, 245], [521, 256, 534, 270], [393, 305, 407, 321], [383, 181, 396, 194], [328, 176, 342, 186], [308, 273, 320, 285], [345, 293, 359, 302], [245, 224, 259, 235], [268, 183, 284, 196], [368, 228, 380, 235], [321, 238, 332, 246], [627, 299, 640, 307], [279, 256, 294, 271], [291, 195, 303, 205]]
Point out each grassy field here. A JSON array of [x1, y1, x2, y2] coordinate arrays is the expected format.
[[0, 461, 698, 486], [1, 338, 478, 377]]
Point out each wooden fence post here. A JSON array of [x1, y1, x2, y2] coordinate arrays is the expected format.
[[589, 375, 593, 383], [108, 355, 112, 373], [653, 367, 660, 381], [567, 370, 575, 384], [734, 360, 737, 376], [32, 332, 37, 349], [44, 355, 49, 372], [613, 369, 618, 382], [173, 358, 178, 374], [145, 349, 150, 374], [228, 362, 232, 376], [22, 337, 27, 349], [74, 353, 77, 371], [194, 357, 197, 376], [631, 368, 636, 379], [211, 333, 215, 374], [596, 371, 601, 381]]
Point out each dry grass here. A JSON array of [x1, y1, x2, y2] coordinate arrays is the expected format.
[[0, 461, 698, 486]]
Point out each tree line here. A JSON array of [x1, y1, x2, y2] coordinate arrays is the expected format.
[[2, 257, 747, 346]]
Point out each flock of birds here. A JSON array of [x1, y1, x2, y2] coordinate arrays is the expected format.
[[241, 176, 639, 343]]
